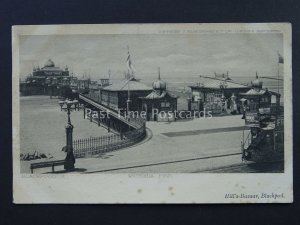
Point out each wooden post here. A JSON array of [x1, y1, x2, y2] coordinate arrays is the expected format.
[[83, 104, 86, 119], [120, 126, 123, 140], [98, 111, 100, 126], [108, 118, 111, 133], [90, 109, 92, 122]]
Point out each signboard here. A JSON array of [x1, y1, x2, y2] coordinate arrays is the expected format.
[[259, 107, 271, 114], [245, 112, 259, 125]]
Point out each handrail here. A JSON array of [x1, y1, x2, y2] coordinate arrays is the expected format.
[[79, 94, 141, 129], [76, 93, 147, 158], [242, 129, 252, 149], [73, 124, 146, 158]]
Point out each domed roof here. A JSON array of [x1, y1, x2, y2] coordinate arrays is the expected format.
[[251, 74, 263, 89], [153, 79, 166, 90], [152, 68, 166, 90], [44, 59, 55, 67]]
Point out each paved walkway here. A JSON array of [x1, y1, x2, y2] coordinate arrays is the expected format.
[[25, 114, 248, 174], [162, 126, 247, 137], [73, 115, 247, 173]]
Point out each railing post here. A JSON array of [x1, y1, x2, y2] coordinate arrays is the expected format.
[[83, 104, 86, 119], [79, 139, 82, 156], [98, 111, 100, 126], [120, 126, 123, 140], [72, 112, 147, 157], [88, 137, 90, 155]]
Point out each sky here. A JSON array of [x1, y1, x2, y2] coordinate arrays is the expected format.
[[19, 33, 283, 81]]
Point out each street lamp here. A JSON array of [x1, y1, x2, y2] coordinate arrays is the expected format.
[[46, 78, 53, 99], [59, 100, 65, 111], [73, 99, 79, 111], [59, 99, 77, 171]]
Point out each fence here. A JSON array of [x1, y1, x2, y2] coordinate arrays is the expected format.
[[73, 122, 146, 158], [74, 92, 147, 158]]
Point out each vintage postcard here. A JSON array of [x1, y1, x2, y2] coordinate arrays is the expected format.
[[12, 23, 293, 203]]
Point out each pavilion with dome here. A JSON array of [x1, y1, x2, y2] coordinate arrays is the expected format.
[[20, 59, 73, 96], [240, 74, 281, 113], [139, 68, 178, 121], [32, 59, 70, 77], [189, 72, 251, 114]]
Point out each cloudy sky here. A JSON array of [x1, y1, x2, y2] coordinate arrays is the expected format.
[[19, 33, 283, 81]]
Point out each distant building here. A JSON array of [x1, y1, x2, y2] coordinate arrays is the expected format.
[[77, 78, 91, 91], [70, 77, 79, 90], [140, 69, 178, 121], [20, 59, 71, 96], [98, 78, 110, 87], [189, 72, 251, 114], [240, 75, 281, 113], [85, 77, 152, 113], [32, 59, 69, 77], [100, 78, 152, 112]]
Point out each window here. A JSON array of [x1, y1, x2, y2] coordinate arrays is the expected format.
[[161, 102, 170, 108], [261, 97, 269, 103]]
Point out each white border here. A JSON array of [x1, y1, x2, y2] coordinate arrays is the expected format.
[[12, 23, 293, 203]]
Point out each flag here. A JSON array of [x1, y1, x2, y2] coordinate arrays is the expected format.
[[126, 51, 136, 73], [278, 52, 284, 64]]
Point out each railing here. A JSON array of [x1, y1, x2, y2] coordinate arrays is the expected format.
[[75, 92, 148, 158], [79, 94, 140, 129], [73, 124, 146, 158], [242, 130, 252, 150]]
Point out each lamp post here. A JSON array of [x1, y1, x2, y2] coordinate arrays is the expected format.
[[231, 93, 237, 114], [221, 93, 226, 113], [59, 99, 76, 171], [126, 79, 131, 120], [46, 77, 52, 99]]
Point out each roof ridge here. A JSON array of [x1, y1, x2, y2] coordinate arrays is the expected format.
[[120, 79, 131, 90]]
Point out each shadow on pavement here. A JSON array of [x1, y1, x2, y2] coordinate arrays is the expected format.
[[45, 168, 87, 174]]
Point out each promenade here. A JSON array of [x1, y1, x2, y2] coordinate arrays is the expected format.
[[20, 96, 250, 173], [74, 115, 247, 173]]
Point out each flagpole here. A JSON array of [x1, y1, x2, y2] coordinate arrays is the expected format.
[[277, 60, 280, 94], [127, 80, 131, 119], [277, 51, 283, 94], [126, 45, 132, 119]]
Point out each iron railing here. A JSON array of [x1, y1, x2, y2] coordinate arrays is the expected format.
[[74, 92, 147, 158], [73, 124, 146, 158]]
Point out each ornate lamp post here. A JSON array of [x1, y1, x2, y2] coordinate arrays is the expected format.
[[45, 77, 52, 99], [59, 100, 65, 111], [59, 99, 76, 171]]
